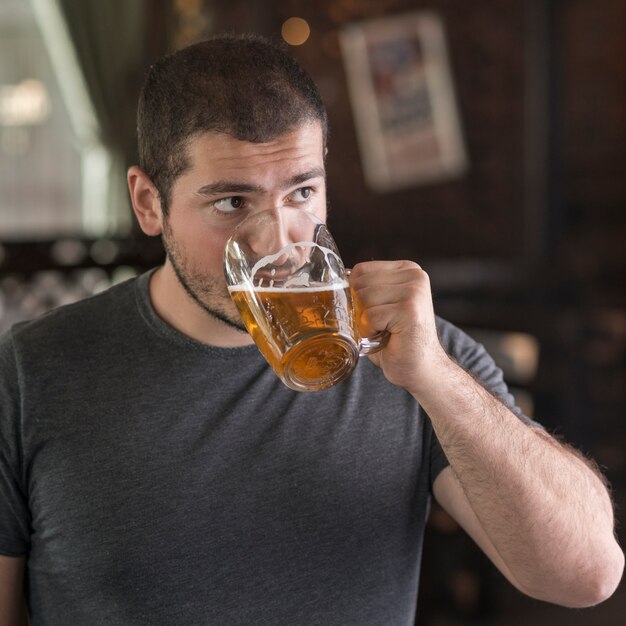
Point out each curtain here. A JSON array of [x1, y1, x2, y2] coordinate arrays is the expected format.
[[32, 0, 173, 235]]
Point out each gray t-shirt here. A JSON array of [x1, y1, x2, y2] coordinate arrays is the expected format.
[[0, 270, 528, 625]]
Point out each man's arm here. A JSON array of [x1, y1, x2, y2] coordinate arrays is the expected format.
[[428, 375, 623, 607], [0, 555, 27, 626], [350, 260, 624, 607]]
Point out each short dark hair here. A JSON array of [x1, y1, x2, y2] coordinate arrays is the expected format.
[[136, 33, 329, 214]]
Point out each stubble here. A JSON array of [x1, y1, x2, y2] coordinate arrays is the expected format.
[[161, 221, 248, 333]]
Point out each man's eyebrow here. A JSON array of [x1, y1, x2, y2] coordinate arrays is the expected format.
[[195, 167, 325, 197], [196, 181, 263, 196], [285, 167, 326, 188]]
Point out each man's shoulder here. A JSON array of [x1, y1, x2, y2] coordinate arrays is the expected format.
[[435, 315, 488, 365], [435, 315, 472, 349], [6, 276, 141, 352]]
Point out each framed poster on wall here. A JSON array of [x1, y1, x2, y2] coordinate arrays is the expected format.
[[340, 11, 467, 192]]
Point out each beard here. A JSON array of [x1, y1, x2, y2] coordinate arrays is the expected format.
[[161, 222, 247, 334]]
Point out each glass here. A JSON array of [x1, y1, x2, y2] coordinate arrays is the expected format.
[[224, 207, 389, 391]]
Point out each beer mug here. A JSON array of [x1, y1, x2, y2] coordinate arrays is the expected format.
[[223, 207, 389, 391]]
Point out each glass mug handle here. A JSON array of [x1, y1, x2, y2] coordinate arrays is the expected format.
[[345, 269, 390, 356]]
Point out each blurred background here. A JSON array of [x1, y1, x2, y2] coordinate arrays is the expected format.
[[0, 0, 624, 623]]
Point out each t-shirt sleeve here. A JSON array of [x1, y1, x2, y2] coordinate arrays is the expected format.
[[427, 317, 543, 490], [0, 330, 31, 556], [428, 421, 451, 490]]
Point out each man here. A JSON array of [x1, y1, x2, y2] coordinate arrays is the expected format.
[[0, 34, 623, 625]]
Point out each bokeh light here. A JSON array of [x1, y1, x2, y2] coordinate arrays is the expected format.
[[281, 17, 311, 46]]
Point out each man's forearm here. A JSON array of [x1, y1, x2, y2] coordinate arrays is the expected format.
[[414, 352, 624, 607]]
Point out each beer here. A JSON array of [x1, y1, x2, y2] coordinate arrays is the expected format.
[[228, 282, 359, 391]]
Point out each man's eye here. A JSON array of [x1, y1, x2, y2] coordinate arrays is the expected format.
[[213, 197, 244, 212], [291, 187, 312, 203]]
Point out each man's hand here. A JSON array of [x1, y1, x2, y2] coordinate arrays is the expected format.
[[349, 260, 447, 394]]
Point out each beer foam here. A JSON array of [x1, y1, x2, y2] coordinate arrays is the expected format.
[[228, 280, 349, 294]]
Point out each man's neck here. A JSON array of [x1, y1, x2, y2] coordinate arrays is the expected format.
[[148, 265, 254, 348]]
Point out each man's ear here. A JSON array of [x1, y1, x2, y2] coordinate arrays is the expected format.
[[127, 166, 164, 236]]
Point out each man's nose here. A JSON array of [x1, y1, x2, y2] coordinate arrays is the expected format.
[[248, 207, 290, 257], [247, 207, 317, 271]]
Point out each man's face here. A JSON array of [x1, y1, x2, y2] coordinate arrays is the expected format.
[[160, 121, 327, 332]]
